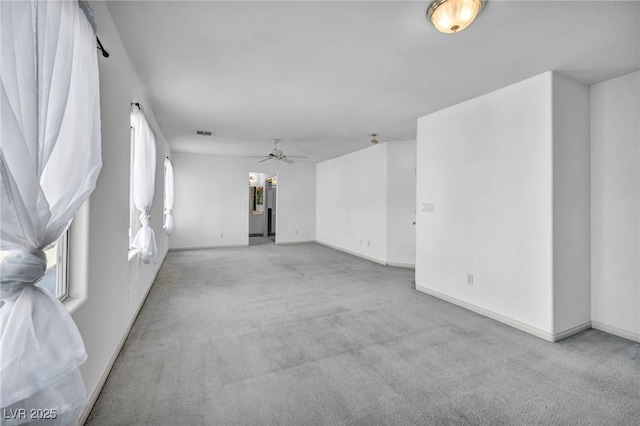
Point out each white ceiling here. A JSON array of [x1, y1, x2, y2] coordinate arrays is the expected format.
[[106, 1, 639, 163]]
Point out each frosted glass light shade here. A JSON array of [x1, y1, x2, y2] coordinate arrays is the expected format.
[[428, 0, 485, 34]]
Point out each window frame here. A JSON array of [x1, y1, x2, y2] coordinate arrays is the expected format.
[[55, 231, 69, 302], [0, 231, 70, 301]]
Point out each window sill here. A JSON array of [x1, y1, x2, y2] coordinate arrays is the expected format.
[[128, 248, 140, 262], [63, 295, 87, 314]]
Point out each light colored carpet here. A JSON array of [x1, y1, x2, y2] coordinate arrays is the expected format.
[[86, 240, 640, 425]]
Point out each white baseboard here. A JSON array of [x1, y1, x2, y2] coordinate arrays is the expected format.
[[386, 261, 415, 269], [276, 239, 316, 245], [415, 284, 556, 342], [170, 240, 412, 270], [79, 256, 165, 425], [415, 284, 591, 343], [169, 244, 247, 251], [314, 241, 414, 269], [315, 240, 387, 266], [592, 321, 640, 343], [553, 321, 592, 342]]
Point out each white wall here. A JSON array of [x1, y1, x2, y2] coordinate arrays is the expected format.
[[416, 73, 555, 337], [316, 142, 416, 266], [316, 144, 388, 264], [70, 1, 170, 421], [590, 71, 640, 341], [551, 73, 591, 334], [171, 153, 249, 249], [170, 154, 316, 249], [276, 162, 317, 244], [386, 141, 417, 267]]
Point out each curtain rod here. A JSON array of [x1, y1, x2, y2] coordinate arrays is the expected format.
[[130, 102, 157, 138], [97, 36, 109, 57], [78, 1, 108, 57]]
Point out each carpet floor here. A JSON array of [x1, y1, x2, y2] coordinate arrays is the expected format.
[[86, 239, 640, 425]]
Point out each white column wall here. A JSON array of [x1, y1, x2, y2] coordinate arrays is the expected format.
[[551, 73, 591, 335], [386, 141, 417, 267], [276, 162, 317, 244], [416, 73, 555, 337], [316, 144, 388, 264], [590, 71, 640, 341]]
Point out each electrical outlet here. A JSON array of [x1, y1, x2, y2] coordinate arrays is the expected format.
[[368, 240, 371, 247], [467, 274, 474, 285], [422, 203, 435, 212], [295, 230, 298, 235], [220, 232, 224, 238]]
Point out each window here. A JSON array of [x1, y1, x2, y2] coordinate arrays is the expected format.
[[129, 122, 140, 249], [40, 232, 69, 301], [129, 106, 158, 263], [0, 231, 69, 301]]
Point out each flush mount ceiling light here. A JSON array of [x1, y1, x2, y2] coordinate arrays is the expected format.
[[427, 0, 485, 34], [370, 134, 379, 144]]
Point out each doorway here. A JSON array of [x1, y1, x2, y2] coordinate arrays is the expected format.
[[265, 176, 277, 240], [248, 172, 277, 242]]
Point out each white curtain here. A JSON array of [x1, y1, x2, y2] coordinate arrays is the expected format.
[[0, 1, 102, 424], [163, 158, 174, 235], [130, 108, 157, 263]]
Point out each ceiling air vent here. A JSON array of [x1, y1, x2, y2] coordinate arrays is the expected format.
[[195, 130, 214, 137]]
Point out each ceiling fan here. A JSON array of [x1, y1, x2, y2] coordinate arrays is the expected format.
[[255, 139, 308, 164]]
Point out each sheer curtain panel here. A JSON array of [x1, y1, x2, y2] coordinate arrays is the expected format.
[[131, 108, 158, 263], [163, 158, 175, 235], [0, 1, 102, 424]]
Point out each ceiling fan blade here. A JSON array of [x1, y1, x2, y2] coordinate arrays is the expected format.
[[252, 141, 306, 164]]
